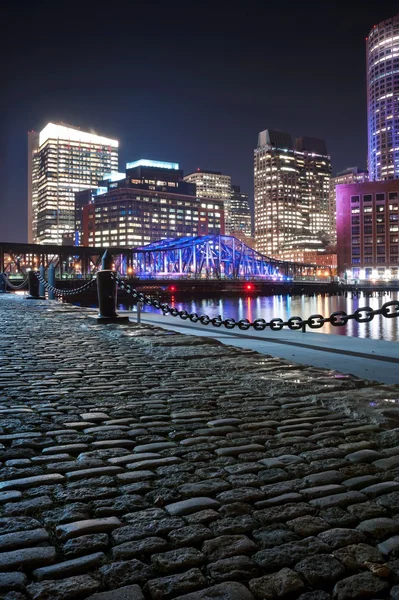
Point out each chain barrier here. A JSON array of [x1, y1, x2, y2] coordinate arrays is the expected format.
[[3, 274, 29, 290], [33, 272, 97, 297], [115, 276, 399, 331]]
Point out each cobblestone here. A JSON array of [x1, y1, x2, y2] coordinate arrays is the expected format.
[[249, 568, 305, 599], [1, 296, 399, 597], [294, 555, 346, 586], [27, 574, 100, 600], [333, 572, 389, 599]]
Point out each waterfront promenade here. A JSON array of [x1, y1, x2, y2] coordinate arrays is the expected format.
[[2, 295, 399, 599], [132, 312, 399, 385]]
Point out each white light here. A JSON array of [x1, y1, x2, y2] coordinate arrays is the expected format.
[[39, 123, 118, 148], [126, 159, 179, 170], [102, 172, 125, 182]]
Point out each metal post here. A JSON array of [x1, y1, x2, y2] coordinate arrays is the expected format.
[[0, 273, 6, 294], [93, 249, 129, 324], [301, 322, 306, 333], [26, 271, 44, 300], [48, 265, 56, 300], [39, 265, 45, 297], [137, 301, 143, 324]]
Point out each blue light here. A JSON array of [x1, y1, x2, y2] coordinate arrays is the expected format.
[[93, 187, 108, 196], [126, 159, 179, 170]]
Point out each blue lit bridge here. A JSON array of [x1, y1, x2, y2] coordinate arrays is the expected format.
[[128, 235, 323, 280], [0, 236, 325, 281]]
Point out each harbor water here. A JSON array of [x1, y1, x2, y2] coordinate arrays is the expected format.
[[115, 291, 399, 342]]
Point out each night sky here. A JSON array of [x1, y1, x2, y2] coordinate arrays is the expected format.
[[2, 0, 399, 243]]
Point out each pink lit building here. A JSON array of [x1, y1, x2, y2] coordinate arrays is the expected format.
[[336, 180, 399, 280]]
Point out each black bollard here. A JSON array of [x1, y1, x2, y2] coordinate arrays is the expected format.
[[39, 265, 46, 298], [0, 273, 6, 294], [26, 271, 45, 300], [93, 249, 129, 324], [48, 265, 56, 300]]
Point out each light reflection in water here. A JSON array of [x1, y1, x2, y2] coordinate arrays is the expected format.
[[119, 291, 399, 342]]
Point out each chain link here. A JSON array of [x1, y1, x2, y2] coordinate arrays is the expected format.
[[3, 274, 29, 290], [115, 275, 399, 331], [34, 272, 97, 297]]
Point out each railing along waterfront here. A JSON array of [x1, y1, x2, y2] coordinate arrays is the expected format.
[[1, 251, 399, 334]]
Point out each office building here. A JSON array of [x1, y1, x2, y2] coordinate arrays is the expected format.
[[336, 179, 399, 280], [184, 169, 231, 229], [229, 185, 253, 243], [28, 122, 118, 244], [329, 168, 369, 244], [254, 130, 332, 258], [295, 137, 332, 236], [367, 15, 399, 181], [81, 160, 224, 247]]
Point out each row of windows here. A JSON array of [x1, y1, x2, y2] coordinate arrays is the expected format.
[[353, 235, 399, 244], [352, 214, 398, 223], [352, 246, 399, 255], [352, 257, 399, 264], [351, 192, 398, 202], [352, 225, 399, 234]]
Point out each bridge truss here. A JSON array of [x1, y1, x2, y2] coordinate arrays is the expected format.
[[0, 236, 324, 280], [129, 235, 321, 280]]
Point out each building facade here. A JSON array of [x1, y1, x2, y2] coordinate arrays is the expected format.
[[81, 160, 224, 247], [336, 180, 399, 280], [184, 169, 231, 229], [367, 15, 399, 181], [229, 185, 253, 242], [254, 130, 331, 258], [28, 123, 118, 244], [295, 137, 332, 236], [329, 167, 369, 244]]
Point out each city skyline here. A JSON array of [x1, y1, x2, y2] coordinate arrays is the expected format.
[[2, 1, 398, 243]]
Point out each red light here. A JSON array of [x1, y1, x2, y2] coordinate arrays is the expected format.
[[246, 284, 253, 291], [170, 286, 176, 291]]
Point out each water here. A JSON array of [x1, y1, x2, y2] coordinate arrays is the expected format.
[[117, 292, 399, 342]]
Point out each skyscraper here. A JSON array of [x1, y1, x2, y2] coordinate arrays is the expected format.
[[295, 137, 332, 236], [229, 185, 252, 241], [367, 15, 399, 181], [329, 167, 369, 244], [254, 130, 331, 257], [183, 169, 231, 229], [28, 123, 118, 244]]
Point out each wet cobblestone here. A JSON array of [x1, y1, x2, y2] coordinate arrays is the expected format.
[[1, 295, 399, 598]]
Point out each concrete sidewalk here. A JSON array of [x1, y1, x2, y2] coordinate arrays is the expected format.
[[125, 311, 399, 385]]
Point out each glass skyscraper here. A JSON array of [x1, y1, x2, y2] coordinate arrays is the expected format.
[[28, 123, 118, 244], [254, 130, 331, 258], [367, 15, 399, 181]]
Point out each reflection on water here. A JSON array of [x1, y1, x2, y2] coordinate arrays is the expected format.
[[121, 292, 399, 342]]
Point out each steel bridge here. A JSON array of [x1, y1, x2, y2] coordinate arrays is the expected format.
[[131, 236, 323, 280], [0, 236, 327, 281]]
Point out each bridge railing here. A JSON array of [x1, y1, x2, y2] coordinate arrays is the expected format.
[[1, 251, 399, 333]]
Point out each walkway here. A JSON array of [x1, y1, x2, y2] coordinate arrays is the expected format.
[[1, 295, 399, 600], [133, 311, 399, 385]]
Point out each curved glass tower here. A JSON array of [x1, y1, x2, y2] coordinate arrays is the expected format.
[[367, 15, 399, 181]]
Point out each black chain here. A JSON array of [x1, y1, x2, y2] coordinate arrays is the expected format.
[[3, 274, 29, 290], [115, 276, 399, 331], [34, 272, 97, 297]]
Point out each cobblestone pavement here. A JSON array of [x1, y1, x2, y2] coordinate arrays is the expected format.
[[1, 295, 399, 600]]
